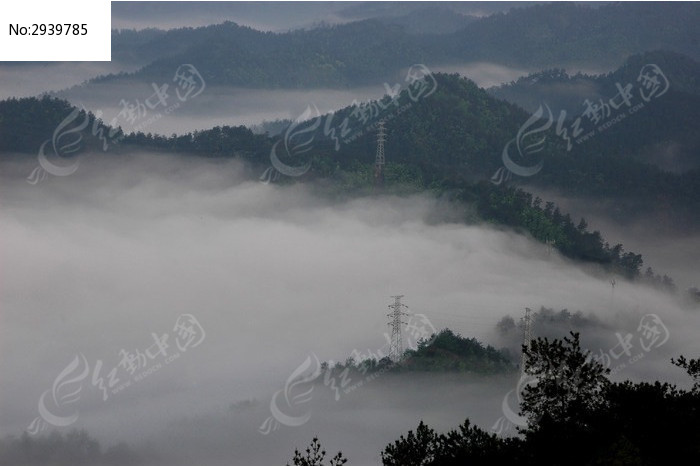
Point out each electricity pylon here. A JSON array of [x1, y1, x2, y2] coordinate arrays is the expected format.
[[387, 295, 408, 362], [374, 121, 386, 188]]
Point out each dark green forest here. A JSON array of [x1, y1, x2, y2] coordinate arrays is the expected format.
[[104, 3, 700, 88], [7, 334, 698, 466], [326, 329, 514, 376], [490, 50, 700, 173], [9, 62, 700, 216], [2, 68, 696, 287], [3, 3, 700, 465], [289, 334, 700, 465]]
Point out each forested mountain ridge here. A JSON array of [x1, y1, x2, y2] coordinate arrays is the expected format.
[[447, 2, 700, 68], [4, 68, 699, 215], [108, 20, 432, 87], [2, 72, 689, 282], [490, 51, 700, 114], [100, 2, 700, 89], [326, 329, 515, 376], [489, 51, 700, 173], [378, 7, 477, 35], [0, 97, 126, 155], [4, 4, 700, 466]]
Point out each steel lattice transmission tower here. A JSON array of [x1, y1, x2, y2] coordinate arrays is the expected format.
[[520, 307, 533, 374], [374, 120, 386, 187], [387, 295, 408, 362]]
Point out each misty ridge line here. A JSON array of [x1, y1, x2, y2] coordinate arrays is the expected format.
[[99, 3, 700, 90], [5, 302, 693, 465], [17, 53, 700, 187], [3, 60, 698, 314], [3, 74, 692, 299], [20, 64, 208, 184], [1, 154, 698, 465], [491, 63, 670, 183], [24, 2, 694, 98], [26, 314, 206, 437], [1, 3, 699, 463]]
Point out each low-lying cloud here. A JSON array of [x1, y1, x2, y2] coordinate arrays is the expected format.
[[1, 152, 697, 464], [57, 83, 389, 136]]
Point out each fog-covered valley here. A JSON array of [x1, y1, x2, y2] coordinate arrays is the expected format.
[[1, 152, 698, 463], [2, 2, 700, 465]]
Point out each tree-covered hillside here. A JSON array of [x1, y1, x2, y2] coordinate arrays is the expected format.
[[0, 97, 122, 154], [0, 72, 692, 282], [100, 3, 700, 89], [377, 334, 700, 465], [288, 335, 700, 465], [490, 51, 700, 173], [328, 329, 514, 376], [449, 2, 700, 68]]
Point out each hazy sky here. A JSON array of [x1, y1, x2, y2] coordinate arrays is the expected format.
[[109, 2, 536, 32], [111, 1, 357, 32]]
